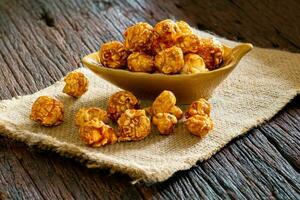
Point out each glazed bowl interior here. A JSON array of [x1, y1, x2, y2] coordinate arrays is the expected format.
[[82, 43, 253, 104]]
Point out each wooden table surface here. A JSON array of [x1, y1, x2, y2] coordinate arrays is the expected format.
[[0, 0, 299, 199]]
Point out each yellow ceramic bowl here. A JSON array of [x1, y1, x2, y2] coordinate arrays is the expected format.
[[82, 43, 253, 104]]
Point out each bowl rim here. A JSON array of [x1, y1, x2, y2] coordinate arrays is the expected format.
[[82, 43, 253, 78]]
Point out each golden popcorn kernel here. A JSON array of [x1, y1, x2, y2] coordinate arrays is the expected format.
[[127, 52, 154, 73], [185, 98, 211, 119], [63, 71, 89, 98], [177, 33, 202, 53], [176, 21, 193, 35], [99, 41, 129, 69], [107, 91, 139, 121], [75, 107, 109, 126], [30, 96, 64, 126], [152, 19, 181, 53], [79, 120, 117, 147], [117, 109, 151, 142], [169, 106, 183, 120], [185, 114, 213, 137], [151, 90, 176, 115], [152, 113, 177, 135], [198, 37, 224, 70], [124, 22, 153, 52], [150, 90, 183, 120], [181, 53, 208, 74], [154, 46, 184, 74]]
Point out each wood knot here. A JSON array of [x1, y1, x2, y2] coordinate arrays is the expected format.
[[40, 8, 55, 27], [93, 0, 113, 11]]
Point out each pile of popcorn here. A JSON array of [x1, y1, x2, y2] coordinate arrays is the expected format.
[[99, 19, 224, 74], [30, 71, 214, 147]]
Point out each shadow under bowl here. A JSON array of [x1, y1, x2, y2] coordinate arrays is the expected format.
[[82, 43, 253, 104]]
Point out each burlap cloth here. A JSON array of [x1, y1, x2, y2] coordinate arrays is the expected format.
[[0, 30, 299, 184]]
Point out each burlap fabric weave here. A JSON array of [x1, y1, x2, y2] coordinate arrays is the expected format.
[[0, 30, 299, 183]]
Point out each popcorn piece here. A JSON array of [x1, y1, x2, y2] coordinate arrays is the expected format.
[[75, 107, 109, 126], [99, 41, 129, 69], [176, 21, 193, 35], [154, 46, 184, 74], [30, 96, 64, 126], [177, 33, 202, 53], [151, 90, 183, 119], [107, 91, 139, 121], [79, 120, 117, 147], [124, 22, 153, 52], [152, 113, 177, 135], [169, 105, 183, 119], [152, 19, 181, 53], [185, 98, 211, 119], [181, 53, 208, 74], [63, 71, 89, 98], [117, 109, 151, 141], [185, 114, 213, 137], [127, 52, 154, 73], [152, 90, 176, 114], [198, 38, 224, 70]]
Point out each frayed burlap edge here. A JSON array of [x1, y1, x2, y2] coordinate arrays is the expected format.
[[0, 90, 298, 184]]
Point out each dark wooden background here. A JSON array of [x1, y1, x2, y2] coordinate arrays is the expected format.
[[0, 0, 299, 199]]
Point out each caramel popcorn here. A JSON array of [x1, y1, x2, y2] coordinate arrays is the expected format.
[[185, 98, 211, 119], [30, 96, 64, 126], [117, 109, 151, 141], [181, 53, 208, 74], [154, 46, 184, 74], [151, 90, 183, 119], [177, 33, 202, 53], [99, 41, 129, 69], [185, 114, 213, 137], [63, 72, 89, 98], [79, 120, 117, 147], [198, 38, 224, 70], [152, 113, 177, 135], [107, 91, 139, 121], [127, 52, 154, 72], [169, 105, 183, 119], [152, 19, 180, 53], [75, 107, 109, 126], [176, 21, 193, 35], [97, 20, 224, 74], [124, 22, 153, 52], [152, 90, 175, 113]]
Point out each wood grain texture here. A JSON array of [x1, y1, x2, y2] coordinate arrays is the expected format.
[[0, 0, 299, 199]]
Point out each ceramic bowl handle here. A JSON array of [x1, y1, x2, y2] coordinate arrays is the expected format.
[[232, 43, 253, 61]]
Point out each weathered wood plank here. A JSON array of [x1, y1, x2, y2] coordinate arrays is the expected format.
[[0, 0, 299, 199], [0, 140, 45, 200], [261, 101, 300, 170], [0, 137, 144, 200]]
